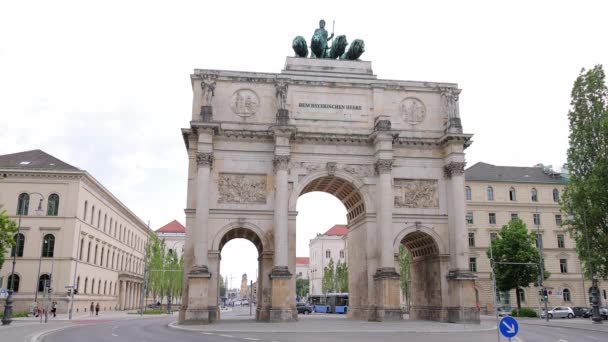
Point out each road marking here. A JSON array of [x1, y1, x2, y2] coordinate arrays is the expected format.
[[219, 334, 234, 338], [112, 333, 119, 337], [202, 332, 214, 335], [243, 338, 260, 341]]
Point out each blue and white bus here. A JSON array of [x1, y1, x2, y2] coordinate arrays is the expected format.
[[310, 293, 349, 314]]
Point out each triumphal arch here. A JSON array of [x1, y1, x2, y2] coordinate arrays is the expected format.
[[179, 33, 479, 325]]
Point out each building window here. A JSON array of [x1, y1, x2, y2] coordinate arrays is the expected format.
[[79, 238, 84, 260], [553, 189, 560, 203], [11, 233, 25, 257], [469, 257, 477, 272], [536, 234, 543, 248], [325, 250, 331, 258], [468, 232, 475, 247], [531, 188, 538, 202], [97, 210, 101, 228], [17, 193, 30, 215], [560, 259, 568, 273], [557, 234, 565, 248], [83, 201, 88, 221], [84, 278, 88, 294], [42, 234, 55, 257], [487, 186, 494, 201], [38, 274, 50, 292], [466, 211, 474, 224], [554, 214, 562, 226], [563, 288, 571, 302], [465, 186, 472, 201], [604, 289, 607, 300], [509, 187, 517, 201], [100, 247, 105, 267], [340, 250, 345, 258], [517, 288, 526, 303], [47, 194, 59, 216], [104, 214, 107, 232], [87, 242, 91, 262], [511, 213, 519, 221], [7, 274, 20, 292], [91, 205, 95, 224], [490, 232, 498, 241], [489, 213, 496, 225], [94, 245, 98, 264], [533, 213, 541, 225]]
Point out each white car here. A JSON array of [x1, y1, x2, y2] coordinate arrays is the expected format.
[[541, 306, 575, 319], [233, 300, 242, 306]]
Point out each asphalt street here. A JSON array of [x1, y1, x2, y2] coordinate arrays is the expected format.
[[38, 313, 608, 342]]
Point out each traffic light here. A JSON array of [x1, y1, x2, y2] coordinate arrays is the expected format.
[[542, 289, 548, 301], [67, 289, 72, 296], [73, 289, 78, 295]]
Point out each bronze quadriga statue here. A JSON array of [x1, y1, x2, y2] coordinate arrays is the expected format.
[[293, 20, 366, 60]]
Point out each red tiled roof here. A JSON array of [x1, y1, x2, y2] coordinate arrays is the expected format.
[[296, 257, 309, 264], [155, 220, 186, 233], [323, 224, 347, 236]]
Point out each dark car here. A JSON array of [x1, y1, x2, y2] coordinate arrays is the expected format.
[[296, 302, 313, 314], [572, 307, 590, 317], [582, 307, 608, 319]]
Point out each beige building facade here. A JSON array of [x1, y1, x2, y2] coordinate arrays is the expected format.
[[295, 257, 309, 281], [465, 162, 608, 312], [179, 57, 477, 324], [0, 150, 149, 314], [308, 225, 347, 295], [155, 220, 186, 258]]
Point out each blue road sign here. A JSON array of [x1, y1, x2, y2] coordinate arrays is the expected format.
[[499, 316, 519, 338]]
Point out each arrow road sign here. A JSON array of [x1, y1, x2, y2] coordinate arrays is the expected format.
[[499, 316, 519, 338]]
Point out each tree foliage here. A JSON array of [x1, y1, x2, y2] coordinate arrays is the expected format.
[[145, 235, 184, 304], [486, 219, 549, 309], [562, 65, 608, 279], [0, 206, 18, 269], [321, 258, 348, 294], [398, 245, 412, 309], [296, 275, 309, 298]]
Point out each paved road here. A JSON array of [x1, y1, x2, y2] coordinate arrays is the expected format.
[[40, 315, 607, 342]]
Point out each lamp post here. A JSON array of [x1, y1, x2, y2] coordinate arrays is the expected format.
[[2, 192, 45, 326]]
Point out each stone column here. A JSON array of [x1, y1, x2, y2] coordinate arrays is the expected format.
[[269, 154, 295, 321], [273, 155, 290, 270], [444, 161, 468, 271], [444, 160, 479, 323], [184, 150, 214, 324], [371, 121, 401, 321], [120, 281, 126, 310]]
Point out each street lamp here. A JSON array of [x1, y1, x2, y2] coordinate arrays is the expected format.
[[2, 192, 45, 326]]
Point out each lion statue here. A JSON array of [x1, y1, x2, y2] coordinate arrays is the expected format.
[[292, 36, 308, 58], [341, 39, 365, 60], [327, 35, 348, 59]]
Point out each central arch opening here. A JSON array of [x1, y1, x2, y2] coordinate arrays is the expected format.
[[217, 227, 262, 321], [294, 174, 366, 316]]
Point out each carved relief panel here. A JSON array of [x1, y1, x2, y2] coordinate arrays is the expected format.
[[394, 179, 439, 208], [218, 173, 267, 204]]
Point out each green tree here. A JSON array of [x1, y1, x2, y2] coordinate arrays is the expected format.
[[0, 206, 18, 269], [219, 274, 227, 297], [486, 219, 549, 309], [296, 275, 310, 298], [562, 65, 608, 279], [398, 245, 411, 310], [322, 258, 335, 293], [334, 260, 348, 293]]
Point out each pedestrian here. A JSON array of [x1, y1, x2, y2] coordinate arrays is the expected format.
[[90, 302, 94, 316], [51, 302, 57, 317], [37, 302, 42, 317], [95, 302, 100, 316]]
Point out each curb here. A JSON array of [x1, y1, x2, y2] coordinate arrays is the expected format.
[[29, 324, 76, 342], [167, 321, 497, 334]]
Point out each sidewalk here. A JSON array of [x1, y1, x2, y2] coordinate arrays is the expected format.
[[170, 314, 497, 333]]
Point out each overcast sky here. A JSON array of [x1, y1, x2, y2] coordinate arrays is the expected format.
[[1, 1, 606, 287]]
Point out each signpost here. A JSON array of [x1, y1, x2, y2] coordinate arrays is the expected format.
[[499, 316, 519, 340]]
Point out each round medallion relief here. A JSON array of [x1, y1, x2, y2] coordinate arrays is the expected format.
[[400, 97, 426, 125], [230, 89, 260, 117]]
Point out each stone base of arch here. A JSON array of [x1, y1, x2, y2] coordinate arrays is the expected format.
[[183, 272, 217, 325], [372, 267, 403, 321], [268, 266, 297, 322]]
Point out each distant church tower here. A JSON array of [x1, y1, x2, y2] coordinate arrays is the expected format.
[[240, 273, 248, 298]]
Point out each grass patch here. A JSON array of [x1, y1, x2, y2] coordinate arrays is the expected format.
[[511, 307, 538, 317], [128, 309, 166, 315], [12, 312, 30, 318]]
